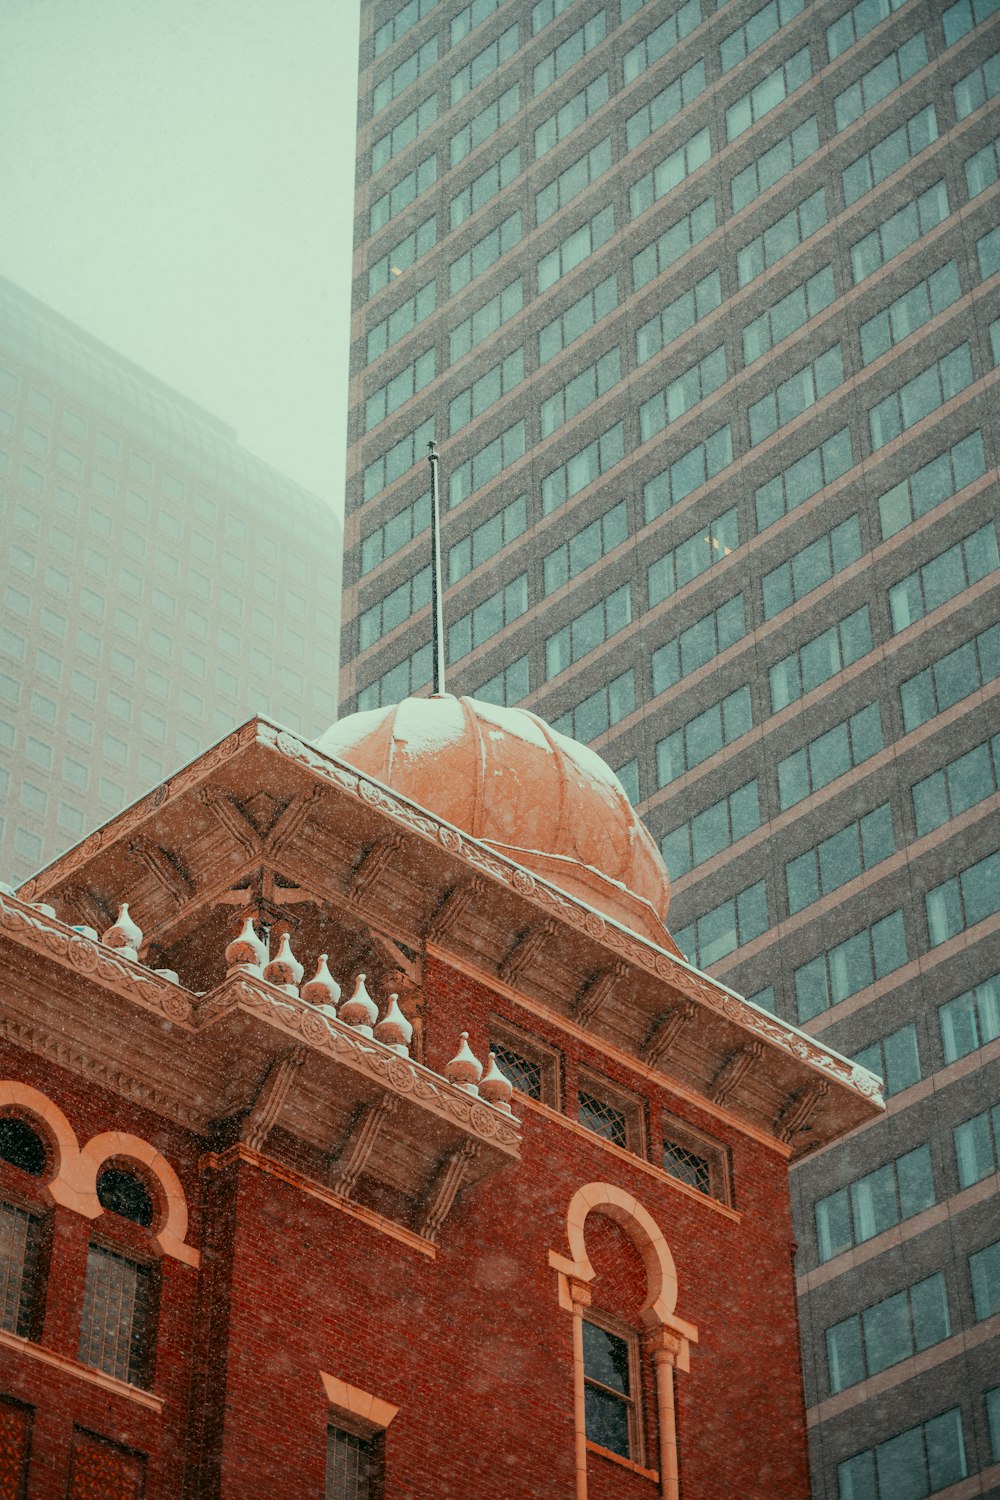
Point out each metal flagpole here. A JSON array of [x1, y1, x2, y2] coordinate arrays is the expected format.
[[428, 440, 446, 695]]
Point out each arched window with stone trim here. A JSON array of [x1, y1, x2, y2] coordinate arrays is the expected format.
[[549, 1182, 698, 1500], [78, 1158, 160, 1390], [0, 1109, 54, 1343], [579, 1211, 656, 1477]]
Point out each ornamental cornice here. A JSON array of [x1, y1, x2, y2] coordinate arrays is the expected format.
[[13, 719, 884, 1117], [255, 724, 885, 1112], [0, 888, 520, 1158], [0, 889, 195, 1029], [195, 973, 520, 1154]]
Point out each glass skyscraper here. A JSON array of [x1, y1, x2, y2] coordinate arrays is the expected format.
[[343, 1, 1000, 1491], [0, 275, 343, 886]]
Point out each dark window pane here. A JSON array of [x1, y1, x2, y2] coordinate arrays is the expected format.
[[0, 1119, 45, 1176], [585, 1384, 630, 1457], [583, 1320, 630, 1393], [98, 1168, 154, 1228]]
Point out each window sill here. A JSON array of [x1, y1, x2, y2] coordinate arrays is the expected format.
[[587, 1440, 659, 1483], [0, 1328, 163, 1412]]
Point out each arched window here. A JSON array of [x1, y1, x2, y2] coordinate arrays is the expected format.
[[96, 1166, 154, 1227], [80, 1165, 158, 1388], [0, 1116, 48, 1342], [550, 1183, 698, 1500], [0, 1117, 46, 1177]]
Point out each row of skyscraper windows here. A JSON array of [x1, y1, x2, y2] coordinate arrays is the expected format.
[[837, 1400, 995, 1500], [363, 411, 989, 718], [362, 188, 984, 495], [816, 1124, 1000, 1274], [365, 39, 917, 352], [366, 0, 932, 181], [662, 743, 998, 971], [358, 173, 995, 524], [354, 340, 994, 745], [365, 127, 953, 373], [361, 0, 963, 263], [359, 451, 986, 710], [367, 297, 995, 564]]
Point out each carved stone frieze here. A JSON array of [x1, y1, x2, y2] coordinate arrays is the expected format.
[[194, 974, 520, 1155], [0, 890, 195, 1029], [0, 890, 519, 1162], [0, 1012, 206, 1131]]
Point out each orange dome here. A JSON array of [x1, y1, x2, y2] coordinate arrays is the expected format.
[[316, 695, 672, 945]]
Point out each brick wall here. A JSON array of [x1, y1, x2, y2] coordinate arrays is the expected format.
[[0, 952, 810, 1497]]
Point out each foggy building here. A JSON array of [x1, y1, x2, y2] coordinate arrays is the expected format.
[[0, 274, 343, 885]]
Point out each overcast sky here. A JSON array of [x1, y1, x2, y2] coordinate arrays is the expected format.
[[0, 0, 358, 509]]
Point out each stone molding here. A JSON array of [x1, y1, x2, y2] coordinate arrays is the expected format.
[[0, 1328, 164, 1412], [549, 1181, 698, 1348], [0, 1079, 199, 1266], [320, 1371, 399, 1433]]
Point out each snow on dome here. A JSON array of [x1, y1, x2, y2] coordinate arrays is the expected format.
[[471, 697, 555, 753], [315, 695, 675, 946]]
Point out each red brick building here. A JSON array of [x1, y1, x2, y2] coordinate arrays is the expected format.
[[0, 700, 881, 1498]]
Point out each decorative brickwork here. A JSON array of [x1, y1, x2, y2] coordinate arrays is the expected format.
[[68, 1429, 146, 1500], [0, 1399, 31, 1500]]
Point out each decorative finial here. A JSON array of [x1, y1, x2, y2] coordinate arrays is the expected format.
[[301, 953, 341, 1012], [225, 915, 267, 977], [339, 972, 379, 1036], [102, 903, 142, 960], [263, 932, 304, 994], [479, 1052, 514, 1114], [445, 1032, 483, 1095], [374, 993, 413, 1056]]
